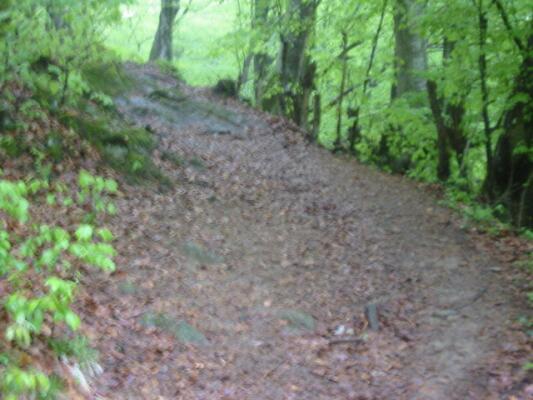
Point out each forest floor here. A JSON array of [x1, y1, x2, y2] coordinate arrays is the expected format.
[[77, 63, 531, 399]]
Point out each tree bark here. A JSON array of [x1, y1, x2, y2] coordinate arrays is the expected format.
[[45, 0, 68, 30], [253, 0, 272, 106], [477, 0, 494, 198], [347, 0, 388, 153], [311, 92, 321, 141], [427, 79, 451, 181], [490, 27, 533, 227], [149, 0, 180, 62], [279, 0, 319, 128], [426, 39, 466, 181], [392, 0, 427, 99], [334, 31, 348, 150]]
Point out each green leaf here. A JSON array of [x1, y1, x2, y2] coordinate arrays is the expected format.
[[64, 311, 81, 331], [78, 170, 94, 189], [75, 224, 93, 241], [104, 179, 118, 193], [46, 194, 56, 205], [107, 203, 117, 215], [97, 228, 114, 242]]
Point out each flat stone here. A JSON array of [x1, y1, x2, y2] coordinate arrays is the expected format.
[[183, 242, 223, 264], [279, 310, 316, 332], [175, 321, 207, 344], [432, 309, 459, 319], [436, 256, 462, 271], [140, 313, 207, 344]]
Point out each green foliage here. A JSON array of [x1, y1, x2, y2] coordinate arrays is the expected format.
[[0, 366, 59, 400], [103, 0, 533, 229], [0, 0, 167, 185], [49, 336, 99, 367], [0, 0, 131, 106], [0, 171, 117, 398], [442, 187, 510, 235]]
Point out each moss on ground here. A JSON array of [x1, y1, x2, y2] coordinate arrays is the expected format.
[[82, 62, 136, 98]]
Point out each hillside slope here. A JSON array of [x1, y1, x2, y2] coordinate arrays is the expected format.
[[79, 63, 531, 399]]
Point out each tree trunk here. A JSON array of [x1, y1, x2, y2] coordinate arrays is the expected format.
[[253, 0, 272, 106], [427, 79, 451, 181], [347, 0, 388, 153], [477, 0, 494, 198], [392, 0, 427, 99], [334, 31, 348, 150], [490, 29, 533, 228], [311, 92, 321, 141], [238, 54, 253, 93], [380, 0, 426, 173], [426, 39, 467, 181], [149, 0, 180, 62], [279, 0, 319, 128], [45, 0, 68, 30]]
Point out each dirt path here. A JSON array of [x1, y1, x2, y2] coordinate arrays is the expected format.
[[83, 64, 530, 399]]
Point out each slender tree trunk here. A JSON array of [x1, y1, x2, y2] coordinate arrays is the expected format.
[[238, 54, 253, 93], [279, 0, 319, 128], [444, 37, 467, 173], [253, 0, 272, 106], [347, 0, 388, 153], [426, 39, 467, 181], [380, 0, 426, 172], [477, 0, 494, 197], [334, 31, 348, 150], [44, 0, 68, 30], [490, 26, 533, 227], [392, 0, 427, 99], [311, 92, 321, 141], [149, 0, 180, 62], [427, 79, 451, 180]]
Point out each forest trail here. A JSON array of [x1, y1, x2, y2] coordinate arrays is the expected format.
[[84, 64, 527, 399]]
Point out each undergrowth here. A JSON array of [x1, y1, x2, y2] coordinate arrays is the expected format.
[[0, 170, 117, 399]]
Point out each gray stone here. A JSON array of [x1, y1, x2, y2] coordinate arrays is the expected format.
[[279, 310, 316, 331], [175, 321, 207, 344], [183, 242, 223, 264]]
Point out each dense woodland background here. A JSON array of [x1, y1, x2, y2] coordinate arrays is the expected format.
[[0, 0, 532, 398], [1, 0, 532, 229], [104, 0, 533, 231]]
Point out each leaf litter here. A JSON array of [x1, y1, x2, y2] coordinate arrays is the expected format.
[[38, 63, 531, 399]]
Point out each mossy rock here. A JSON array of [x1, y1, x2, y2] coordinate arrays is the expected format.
[[183, 242, 223, 264], [140, 312, 207, 344], [161, 151, 185, 167], [213, 79, 237, 98], [82, 62, 136, 98], [59, 109, 170, 184], [188, 157, 206, 171], [148, 88, 186, 104], [174, 321, 207, 344], [279, 310, 316, 332], [118, 281, 137, 295], [154, 60, 184, 82]]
